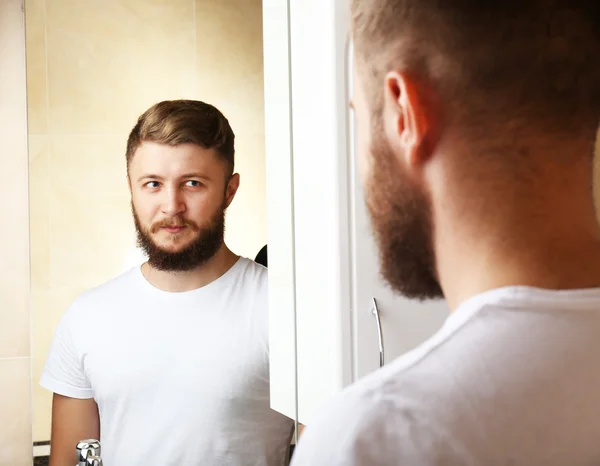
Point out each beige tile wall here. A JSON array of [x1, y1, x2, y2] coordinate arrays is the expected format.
[[0, 1, 33, 465], [26, 0, 266, 443]]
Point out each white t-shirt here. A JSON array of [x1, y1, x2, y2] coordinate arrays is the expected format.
[[291, 286, 600, 466], [41, 257, 294, 466]]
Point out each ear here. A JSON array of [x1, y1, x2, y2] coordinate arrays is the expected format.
[[225, 173, 240, 208], [382, 71, 433, 168]]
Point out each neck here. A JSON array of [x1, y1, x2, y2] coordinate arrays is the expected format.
[[141, 244, 239, 292], [432, 149, 600, 310]]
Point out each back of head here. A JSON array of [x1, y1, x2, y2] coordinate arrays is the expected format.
[[126, 99, 235, 176], [351, 0, 600, 143]]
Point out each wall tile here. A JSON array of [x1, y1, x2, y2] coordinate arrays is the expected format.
[[0, 0, 31, 360], [29, 135, 50, 290], [194, 0, 264, 79], [0, 0, 27, 127], [31, 287, 75, 373], [25, 0, 47, 134], [31, 286, 84, 443], [0, 132, 30, 353], [0, 0, 32, 461], [0, 358, 33, 466], [48, 135, 136, 289], [32, 377, 52, 443], [45, 0, 196, 134], [195, 0, 265, 134]]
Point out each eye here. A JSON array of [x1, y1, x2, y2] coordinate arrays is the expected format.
[[185, 180, 203, 188], [144, 181, 160, 189]]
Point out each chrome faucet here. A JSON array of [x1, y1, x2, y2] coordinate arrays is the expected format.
[[76, 439, 103, 466]]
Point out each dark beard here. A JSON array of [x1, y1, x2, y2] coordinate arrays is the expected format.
[[365, 120, 443, 300], [132, 203, 225, 272]]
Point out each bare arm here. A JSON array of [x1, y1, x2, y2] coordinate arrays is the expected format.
[[49, 393, 100, 466]]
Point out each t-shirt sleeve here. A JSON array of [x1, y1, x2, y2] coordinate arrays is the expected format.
[[39, 302, 94, 399]]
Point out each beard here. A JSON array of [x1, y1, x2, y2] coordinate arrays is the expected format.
[[132, 202, 226, 272], [365, 118, 443, 300]]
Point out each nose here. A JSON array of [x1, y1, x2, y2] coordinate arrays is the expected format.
[[161, 187, 186, 217]]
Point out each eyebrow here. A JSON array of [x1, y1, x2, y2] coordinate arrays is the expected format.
[[137, 173, 211, 183]]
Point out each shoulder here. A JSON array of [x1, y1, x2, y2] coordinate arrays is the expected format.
[[233, 256, 268, 291], [292, 368, 465, 466], [63, 267, 141, 320], [291, 295, 534, 466], [289, 314, 496, 466], [237, 256, 268, 278]]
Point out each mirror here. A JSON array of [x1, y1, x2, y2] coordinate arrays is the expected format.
[[25, 0, 293, 464]]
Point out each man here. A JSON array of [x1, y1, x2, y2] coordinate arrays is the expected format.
[[292, 1, 600, 465], [41, 100, 294, 465]]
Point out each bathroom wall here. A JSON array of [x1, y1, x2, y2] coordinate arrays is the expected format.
[[0, 1, 33, 464], [26, 0, 266, 443]]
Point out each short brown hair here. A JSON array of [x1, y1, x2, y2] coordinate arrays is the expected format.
[[352, 1, 600, 138], [126, 99, 235, 175]]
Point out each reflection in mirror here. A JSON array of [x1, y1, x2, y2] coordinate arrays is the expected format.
[[26, 0, 296, 464]]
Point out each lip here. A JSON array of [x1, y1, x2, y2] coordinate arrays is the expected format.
[[161, 226, 186, 234]]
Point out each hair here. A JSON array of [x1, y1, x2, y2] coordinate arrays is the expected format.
[[126, 99, 235, 176], [351, 1, 600, 140]]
